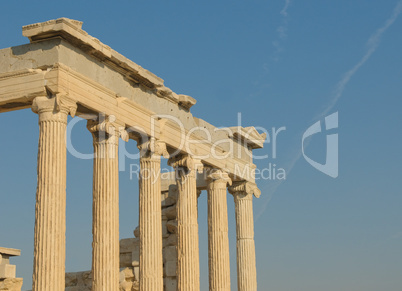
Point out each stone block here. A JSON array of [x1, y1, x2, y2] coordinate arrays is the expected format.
[[166, 220, 177, 234], [65, 287, 88, 291], [65, 272, 78, 286], [120, 238, 139, 253], [133, 266, 139, 282], [161, 192, 176, 207], [162, 220, 168, 236], [132, 281, 139, 291], [133, 226, 140, 238], [164, 277, 177, 291], [121, 267, 134, 280], [119, 269, 125, 283], [164, 260, 176, 277], [75, 271, 92, 287], [162, 205, 176, 220], [120, 252, 132, 268], [120, 280, 133, 291], [131, 244, 140, 267], [163, 246, 177, 263], [0, 278, 23, 291], [168, 185, 178, 198], [0, 255, 9, 266], [0, 248, 20, 257], [161, 191, 168, 205], [163, 233, 177, 247], [0, 264, 16, 279]]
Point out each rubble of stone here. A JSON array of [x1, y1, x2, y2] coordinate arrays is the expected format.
[[0, 247, 23, 291]]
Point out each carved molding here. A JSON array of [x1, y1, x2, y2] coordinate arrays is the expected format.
[[206, 169, 232, 186], [32, 95, 77, 117], [168, 154, 204, 173], [228, 181, 261, 198], [22, 18, 199, 110], [87, 116, 128, 142], [178, 94, 196, 110], [137, 137, 169, 159]]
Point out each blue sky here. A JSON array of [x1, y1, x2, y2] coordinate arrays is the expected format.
[[1, 1, 402, 290]]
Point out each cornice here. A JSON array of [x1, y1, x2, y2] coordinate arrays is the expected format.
[[22, 18, 197, 110]]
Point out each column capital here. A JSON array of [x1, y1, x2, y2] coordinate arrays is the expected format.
[[206, 169, 232, 186], [137, 137, 169, 159], [87, 115, 129, 142], [168, 154, 203, 173], [228, 181, 261, 198], [32, 95, 77, 120]]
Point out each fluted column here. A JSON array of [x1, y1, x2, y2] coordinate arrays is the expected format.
[[207, 169, 232, 291], [31, 95, 76, 291], [137, 137, 168, 291], [168, 155, 203, 291], [87, 116, 128, 291], [228, 182, 261, 291]]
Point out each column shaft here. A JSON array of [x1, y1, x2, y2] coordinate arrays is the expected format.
[[234, 194, 257, 291], [177, 169, 199, 291], [32, 96, 75, 291], [139, 155, 163, 290], [207, 171, 231, 291], [169, 156, 202, 291], [88, 120, 120, 291]]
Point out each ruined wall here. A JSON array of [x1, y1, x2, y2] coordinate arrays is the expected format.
[[65, 185, 178, 291]]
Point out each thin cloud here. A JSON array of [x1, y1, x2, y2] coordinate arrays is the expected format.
[[249, 0, 292, 96], [281, 0, 291, 17], [278, 0, 291, 39], [272, 0, 292, 58], [319, 0, 402, 119], [256, 1, 402, 221]]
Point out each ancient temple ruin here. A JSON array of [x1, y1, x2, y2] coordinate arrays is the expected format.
[[0, 18, 265, 291]]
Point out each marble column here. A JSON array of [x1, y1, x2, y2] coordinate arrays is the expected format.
[[137, 137, 168, 291], [168, 155, 203, 291], [228, 182, 261, 291], [87, 117, 127, 291], [31, 95, 76, 291], [207, 169, 232, 291]]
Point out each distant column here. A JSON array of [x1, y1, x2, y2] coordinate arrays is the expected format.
[[228, 181, 261, 291], [137, 137, 168, 291], [168, 155, 203, 291], [207, 169, 232, 291], [31, 95, 76, 291], [87, 116, 128, 291]]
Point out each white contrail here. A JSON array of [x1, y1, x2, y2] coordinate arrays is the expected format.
[[256, 1, 402, 222], [319, 0, 402, 118], [273, 0, 292, 57], [281, 0, 291, 17]]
